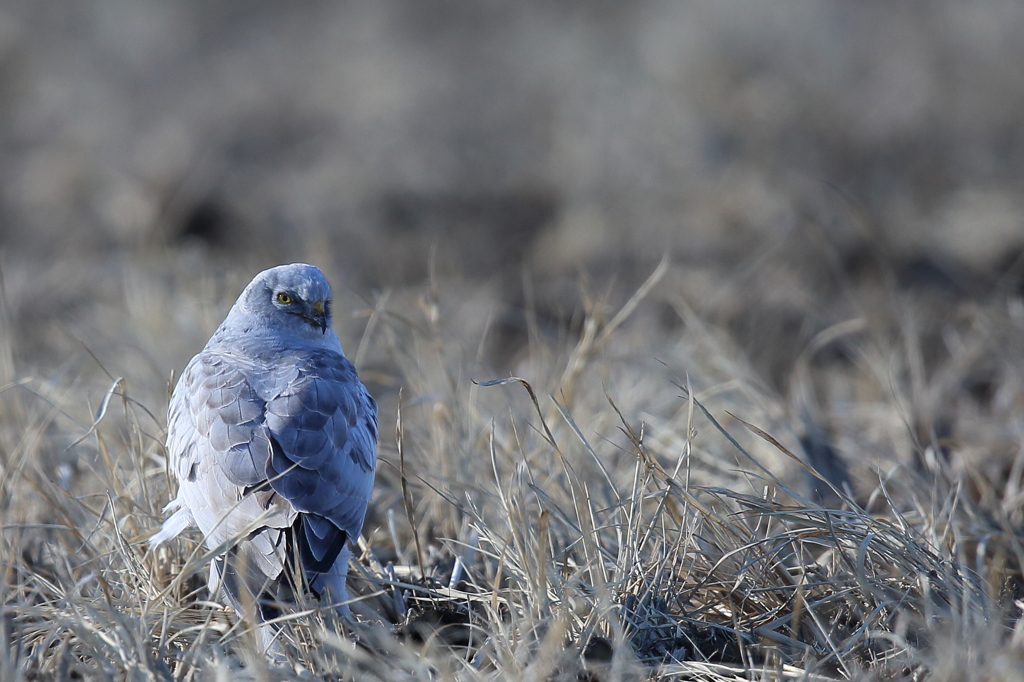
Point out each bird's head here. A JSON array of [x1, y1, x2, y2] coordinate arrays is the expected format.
[[236, 263, 334, 339]]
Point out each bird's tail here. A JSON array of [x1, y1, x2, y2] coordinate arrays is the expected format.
[[310, 545, 354, 616]]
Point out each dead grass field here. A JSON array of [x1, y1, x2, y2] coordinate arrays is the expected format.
[[2, 2, 1024, 680], [2, 248, 1023, 681]]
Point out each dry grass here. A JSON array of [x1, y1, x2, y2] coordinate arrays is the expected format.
[[3, 2, 1024, 679], [2, 259, 1024, 682]]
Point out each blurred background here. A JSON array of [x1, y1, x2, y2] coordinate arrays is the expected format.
[[2, 0, 1024, 502]]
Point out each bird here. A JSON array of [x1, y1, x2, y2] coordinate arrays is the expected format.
[[151, 263, 378, 651]]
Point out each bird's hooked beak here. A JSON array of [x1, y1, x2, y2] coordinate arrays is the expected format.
[[309, 300, 328, 334]]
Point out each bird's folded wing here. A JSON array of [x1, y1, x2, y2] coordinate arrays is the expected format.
[[163, 350, 289, 549], [264, 349, 378, 546]]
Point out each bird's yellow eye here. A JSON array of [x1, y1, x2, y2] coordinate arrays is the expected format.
[[275, 292, 292, 305]]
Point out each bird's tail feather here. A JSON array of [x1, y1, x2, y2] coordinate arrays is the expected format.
[[149, 506, 194, 546], [310, 546, 353, 616]]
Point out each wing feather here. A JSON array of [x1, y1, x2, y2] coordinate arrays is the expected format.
[[264, 349, 377, 566], [161, 351, 283, 543]]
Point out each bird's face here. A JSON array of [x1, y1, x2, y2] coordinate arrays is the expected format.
[[240, 264, 334, 339], [270, 285, 330, 334]]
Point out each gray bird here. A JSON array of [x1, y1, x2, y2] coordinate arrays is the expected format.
[[152, 263, 377, 649]]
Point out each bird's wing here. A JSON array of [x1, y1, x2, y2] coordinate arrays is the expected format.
[[162, 350, 293, 559], [263, 348, 378, 574]]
